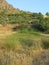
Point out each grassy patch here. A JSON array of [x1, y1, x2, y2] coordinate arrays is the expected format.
[[41, 38, 49, 49], [19, 38, 33, 47], [0, 31, 41, 51], [19, 28, 40, 36]]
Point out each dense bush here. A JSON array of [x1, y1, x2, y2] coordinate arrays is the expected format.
[[30, 13, 49, 33]]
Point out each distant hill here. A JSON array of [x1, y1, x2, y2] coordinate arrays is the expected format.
[[0, 0, 32, 24]]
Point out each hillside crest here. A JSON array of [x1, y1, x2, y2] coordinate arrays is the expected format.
[[0, 0, 19, 14]]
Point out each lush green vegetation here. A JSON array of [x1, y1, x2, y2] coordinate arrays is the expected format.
[[0, 11, 49, 33]]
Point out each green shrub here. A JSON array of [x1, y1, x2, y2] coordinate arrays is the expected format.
[[19, 38, 33, 47], [31, 14, 49, 33]]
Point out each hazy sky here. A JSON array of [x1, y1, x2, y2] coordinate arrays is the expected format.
[[6, 0, 49, 14]]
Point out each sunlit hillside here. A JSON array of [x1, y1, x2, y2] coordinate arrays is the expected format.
[[0, 0, 49, 65]]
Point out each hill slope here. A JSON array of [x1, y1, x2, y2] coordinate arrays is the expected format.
[[0, 0, 49, 34], [0, 0, 20, 14]]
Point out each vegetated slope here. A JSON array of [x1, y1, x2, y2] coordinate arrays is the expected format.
[[1, 12, 49, 33], [0, 1, 49, 65], [0, 0, 32, 25], [0, 0, 49, 34]]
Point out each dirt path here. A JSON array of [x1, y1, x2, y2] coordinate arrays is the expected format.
[[41, 33, 49, 38], [0, 31, 16, 38]]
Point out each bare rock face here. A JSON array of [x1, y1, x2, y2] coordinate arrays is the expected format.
[[0, 0, 19, 14], [0, 0, 10, 10]]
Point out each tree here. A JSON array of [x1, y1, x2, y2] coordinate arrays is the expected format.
[[46, 12, 49, 16]]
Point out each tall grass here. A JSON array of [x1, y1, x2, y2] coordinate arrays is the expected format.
[[41, 38, 49, 49], [0, 32, 49, 65]]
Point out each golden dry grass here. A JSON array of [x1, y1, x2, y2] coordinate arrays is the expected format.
[[0, 24, 49, 65]]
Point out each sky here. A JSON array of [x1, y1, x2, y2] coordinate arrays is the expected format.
[[6, 0, 49, 14]]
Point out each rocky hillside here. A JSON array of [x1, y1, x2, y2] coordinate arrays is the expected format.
[[0, 0, 20, 14]]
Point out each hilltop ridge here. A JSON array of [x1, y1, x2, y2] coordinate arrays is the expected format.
[[0, 0, 20, 14]]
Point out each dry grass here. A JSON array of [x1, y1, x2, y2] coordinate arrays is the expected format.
[[0, 25, 49, 65]]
